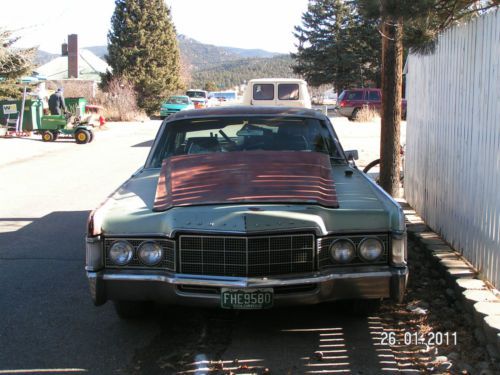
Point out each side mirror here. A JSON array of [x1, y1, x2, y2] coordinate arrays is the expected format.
[[345, 150, 359, 161]]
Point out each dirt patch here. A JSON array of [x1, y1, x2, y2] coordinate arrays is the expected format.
[[378, 237, 495, 374]]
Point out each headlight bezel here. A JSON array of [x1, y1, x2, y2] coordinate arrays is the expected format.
[[320, 234, 389, 268], [137, 240, 164, 266], [329, 238, 356, 263], [103, 238, 176, 271], [108, 240, 134, 266]]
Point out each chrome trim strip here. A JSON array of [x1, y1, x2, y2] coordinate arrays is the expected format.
[[103, 228, 392, 238], [99, 269, 392, 288]]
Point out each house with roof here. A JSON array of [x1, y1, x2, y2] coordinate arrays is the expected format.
[[34, 34, 110, 98]]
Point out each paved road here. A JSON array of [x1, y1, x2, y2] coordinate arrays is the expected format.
[[0, 121, 409, 374]]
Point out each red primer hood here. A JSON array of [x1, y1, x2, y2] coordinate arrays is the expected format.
[[153, 151, 339, 211]]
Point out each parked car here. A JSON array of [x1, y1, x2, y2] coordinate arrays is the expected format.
[[85, 106, 408, 318], [335, 88, 407, 120], [186, 89, 209, 108], [159, 95, 194, 119], [242, 78, 312, 108]]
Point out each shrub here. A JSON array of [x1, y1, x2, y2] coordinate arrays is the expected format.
[[354, 106, 380, 122], [92, 78, 146, 122]]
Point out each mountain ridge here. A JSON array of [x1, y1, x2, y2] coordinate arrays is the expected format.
[[35, 35, 296, 88]]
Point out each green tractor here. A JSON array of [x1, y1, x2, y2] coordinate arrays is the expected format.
[[38, 114, 94, 144]]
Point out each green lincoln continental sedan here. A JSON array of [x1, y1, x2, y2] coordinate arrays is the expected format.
[[85, 106, 407, 318]]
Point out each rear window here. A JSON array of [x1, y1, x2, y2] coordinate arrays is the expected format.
[[186, 91, 207, 99], [278, 84, 299, 100], [253, 84, 274, 100]]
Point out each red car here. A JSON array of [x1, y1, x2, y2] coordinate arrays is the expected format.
[[336, 88, 407, 120]]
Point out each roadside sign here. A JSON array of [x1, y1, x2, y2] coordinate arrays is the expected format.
[[2, 104, 18, 115]]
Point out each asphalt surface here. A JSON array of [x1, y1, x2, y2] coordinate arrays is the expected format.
[[0, 120, 409, 375]]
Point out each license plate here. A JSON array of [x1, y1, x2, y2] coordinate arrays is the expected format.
[[220, 288, 273, 309]]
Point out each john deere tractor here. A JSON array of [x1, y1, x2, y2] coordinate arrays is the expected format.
[[39, 113, 94, 144]]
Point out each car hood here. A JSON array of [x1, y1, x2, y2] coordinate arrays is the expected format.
[[162, 103, 190, 110], [94, 163, 404, 237]]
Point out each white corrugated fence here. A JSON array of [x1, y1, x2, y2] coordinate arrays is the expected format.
[[405, 9, 500, 287]]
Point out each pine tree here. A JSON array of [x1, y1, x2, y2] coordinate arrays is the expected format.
[[292, 0, 381, 93], [0, 29, 35, 99], [105, 0, 183, 114]]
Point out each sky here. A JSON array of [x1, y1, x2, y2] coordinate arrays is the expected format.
[[0, 0, 309, 54]]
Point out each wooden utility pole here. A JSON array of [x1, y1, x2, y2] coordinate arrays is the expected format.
[[379, 3, 404, 197]]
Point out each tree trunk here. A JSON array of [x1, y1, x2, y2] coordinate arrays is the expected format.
[[379, 13, 403, 197]]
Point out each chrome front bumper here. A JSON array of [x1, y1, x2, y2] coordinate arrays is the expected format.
[[87, 266, 408, 307]]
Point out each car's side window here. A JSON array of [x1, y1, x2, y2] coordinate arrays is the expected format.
[[347, 91, 363, 100], [253, 84, 274, 100], [368, 91, 381, 101]]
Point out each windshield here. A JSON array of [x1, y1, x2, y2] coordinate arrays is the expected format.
[[167, 96, 190, 105], [211, 92, 237, 100], [186, 91, 207, 99], [147, 116, 344, 168]]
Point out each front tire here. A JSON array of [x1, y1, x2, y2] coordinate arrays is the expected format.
[[113, 300, 149, 319], [42, 131, 54, 142], [75, 129, 91, 144], [349, 108, 360, 121]]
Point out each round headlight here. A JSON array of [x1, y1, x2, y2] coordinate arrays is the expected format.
[[329, 239, 355, 263], [359, 238, 383, 261], [108, 240, 134, 265], [138, 241, 163, 266]]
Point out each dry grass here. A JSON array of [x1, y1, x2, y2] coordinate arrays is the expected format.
[[354, 106, 380, 122]]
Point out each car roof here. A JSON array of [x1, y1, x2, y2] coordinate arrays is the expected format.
[[343, 88, 380, 92], [248, 78, 306, 84], [165, 106, 326, 121]]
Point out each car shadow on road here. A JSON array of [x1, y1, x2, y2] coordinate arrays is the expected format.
[[0, 211, 161, 374], [127, 302, 402, 375]]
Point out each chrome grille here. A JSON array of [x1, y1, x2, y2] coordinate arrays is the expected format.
[[179, 234, 315, 277], [318, 234, 389, 268], [104, 238, 175, 271]]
